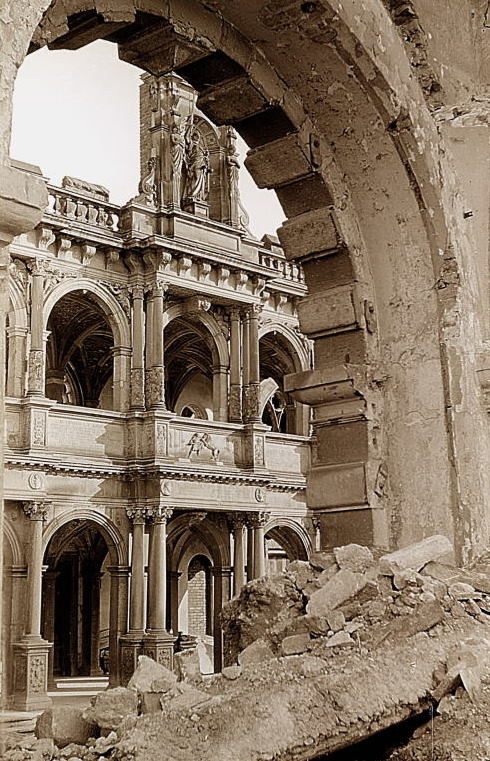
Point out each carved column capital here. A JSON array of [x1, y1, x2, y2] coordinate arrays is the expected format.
[[129, 284, 145, 301], [22, 501, 50, 521], [248, 510, 271, 529], [146, 506, 173, 524], [228, 513, 247, 531], [126, 506, 147, 525], [229, 306, 241, 322]]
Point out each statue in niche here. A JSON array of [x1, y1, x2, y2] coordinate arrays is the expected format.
[[139, 157, 157, 206], [183, 126, 210, 202]]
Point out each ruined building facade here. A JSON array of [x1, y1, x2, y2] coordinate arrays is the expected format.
[[2, 73, 314, 709], [2, 0, 490, 717]]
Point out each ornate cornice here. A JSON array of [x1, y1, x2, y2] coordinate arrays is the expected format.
[[5, 460, 305, 492]]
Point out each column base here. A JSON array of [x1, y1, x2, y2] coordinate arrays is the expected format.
[[143, 631, 176, 671], [119, 634, 145, 686], [11, 639, 52, 711]]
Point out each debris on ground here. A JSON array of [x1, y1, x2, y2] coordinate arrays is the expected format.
[[3, 536, 490, 761]]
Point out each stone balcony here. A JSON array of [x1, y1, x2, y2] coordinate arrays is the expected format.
[[4, 399, 309, 513]]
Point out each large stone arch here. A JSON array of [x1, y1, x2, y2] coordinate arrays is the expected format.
[[259, 322, 310, 374], [42, 508, 128, 566], [43, 278, 131, 349], [167, 513, 231, 569], [1, 0, 488, 561], [163, 303, 229, 368], [265, 517, 311, 562]]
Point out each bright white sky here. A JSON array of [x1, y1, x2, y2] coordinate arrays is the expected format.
[[10, 40, 285, 240]]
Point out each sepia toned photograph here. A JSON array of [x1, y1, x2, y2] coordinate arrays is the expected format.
[[1, 2, 490, 760]]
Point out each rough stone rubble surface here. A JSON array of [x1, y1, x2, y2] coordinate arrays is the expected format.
[[4, 537, 490, 761]]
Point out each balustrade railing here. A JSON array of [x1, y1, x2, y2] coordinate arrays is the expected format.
[[47, 185, 121, 232], [259, 251, 305, 284]]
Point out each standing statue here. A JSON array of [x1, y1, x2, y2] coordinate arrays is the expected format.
[[183, 127, 210, 202], [170, 124, 186, 178]]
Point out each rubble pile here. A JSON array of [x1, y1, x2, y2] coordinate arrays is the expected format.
[[4, 536, 490, 761]]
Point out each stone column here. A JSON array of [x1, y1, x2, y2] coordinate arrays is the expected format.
[[6, 326, 28, 397], [0, 162, 48, 711], [146, 283, 167, 409], [107, 565, 130, 688], [143, 506, 175, 668], [212, 566, 232, 672], [230, 515, 246, 595], [246, 521, 254, 583], [229, 308, 242, 422], [41, 568, 58, 689], [242, 309, 250, 414], [244, 304, 261, 423], [212, 364, 229, 422], [112, 346, 131, 412], [119, 507, 147, 684], [169, 571, 181, 635], [251, 511, 271, 580], [89, 572, 103, 677], [130, 285, 145, 409], [12, 501, 52, 711], [27, 260, 45, 396]]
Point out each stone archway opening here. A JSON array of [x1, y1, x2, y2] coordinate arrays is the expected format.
[[259, 331, 308, 435], [164, 316, 215, 418], [45, 289, 115, 410], [266, 524, 309, 576], [42, 518, 111, 681], [186, 554, 213, 639]]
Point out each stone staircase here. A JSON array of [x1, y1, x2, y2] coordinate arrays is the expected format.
[[0, 676, 109, 735]]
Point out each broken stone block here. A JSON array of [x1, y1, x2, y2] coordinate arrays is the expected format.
[[393, 569, 424, 590], [325, 609, 346, 633], [127, 654, 177, 693], [333, 544, 374, 574], [221, 664, 242, 680], [160, 682, 209, 713], [82, 687, 139, 730], [306, 570, 369, 616], [35, 706, 99, 748], [317, 565, 341, 587], [238, 638, 275, 666], [281, 633, 311, 656], [326, 631, 353, 648], [448, 582, 476, 600], [372, 601, 444, 647], [286, 560, 318, 592], [421, 577, 447, 600], [222, 575, 304, 665], [379, 535, 452, 575], [174, 647, 202, 682], [309, 551, 336, 571], [140, 691, 166, 714]]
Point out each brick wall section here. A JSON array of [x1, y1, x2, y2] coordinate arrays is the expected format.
[[187, 557, 209, 637]]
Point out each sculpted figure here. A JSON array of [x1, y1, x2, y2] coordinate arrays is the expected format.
[[139, 157, 157, 206], [170, 124, 186, 178], [184, 128, 210, 202]]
